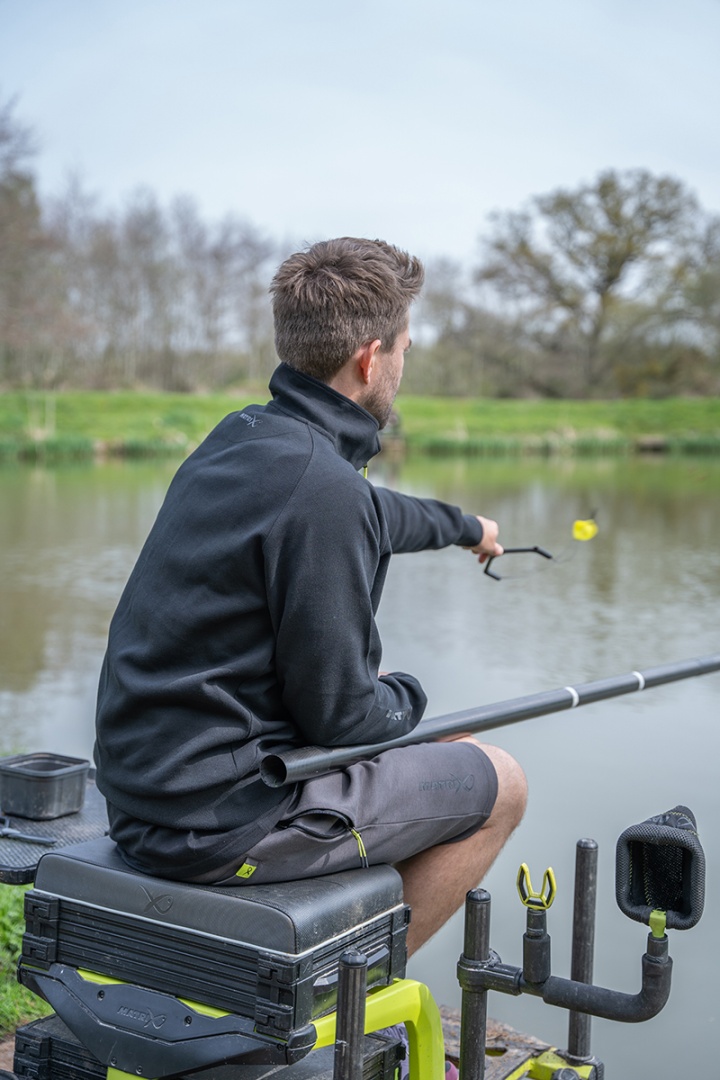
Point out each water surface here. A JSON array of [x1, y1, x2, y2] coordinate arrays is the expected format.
[[0, 453, 718, 1077]]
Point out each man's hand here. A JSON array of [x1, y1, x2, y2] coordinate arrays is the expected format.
[[466, 515, 503, 564]]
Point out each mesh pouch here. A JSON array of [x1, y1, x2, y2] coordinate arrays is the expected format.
[[615, 805, 705, 931]]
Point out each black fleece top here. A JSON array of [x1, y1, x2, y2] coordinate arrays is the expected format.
[[94, 364, 483, 879]]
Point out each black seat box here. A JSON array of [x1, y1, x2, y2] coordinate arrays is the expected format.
[[21, 837, 409, 1040]]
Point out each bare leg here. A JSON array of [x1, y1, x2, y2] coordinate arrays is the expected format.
[[395, 741, 527, 956]]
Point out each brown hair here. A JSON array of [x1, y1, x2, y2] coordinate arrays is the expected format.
[[270, 237, 424, 382]]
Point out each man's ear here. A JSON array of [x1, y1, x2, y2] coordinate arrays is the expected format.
[[357, 339, 383, 385], [328, 338, 383, 401]]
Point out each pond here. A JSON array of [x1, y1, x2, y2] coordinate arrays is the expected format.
[[1, 452, 718, 1077]]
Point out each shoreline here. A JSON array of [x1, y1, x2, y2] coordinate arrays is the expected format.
[[2, 430, 720, 465], [1, 390, 719, 463]]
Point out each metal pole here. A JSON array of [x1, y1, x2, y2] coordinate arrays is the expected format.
[[260, 654, 720, 786], [566, 839, 598, 1061], [333, 950, 367, 1080], [458, 889, 492, 1080]]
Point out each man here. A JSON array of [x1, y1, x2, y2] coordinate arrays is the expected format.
[[94, 237, 526, 956]]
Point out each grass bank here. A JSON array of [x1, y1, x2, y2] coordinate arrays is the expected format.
[[1, 390, 719, 462], [397, 395, 720, 455], [0, 886, 51, 1036]]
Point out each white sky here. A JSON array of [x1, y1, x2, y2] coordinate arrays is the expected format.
[[1, 0, 719, 265]]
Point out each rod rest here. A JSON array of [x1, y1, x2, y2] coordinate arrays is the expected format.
[[536, 934, 672, 1022], [457, 926, 672, 1024]]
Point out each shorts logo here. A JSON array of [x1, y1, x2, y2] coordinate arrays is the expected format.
[[236, 862, 257, 879], [385, 707, 411, 723], [419, 773, 475, 793]]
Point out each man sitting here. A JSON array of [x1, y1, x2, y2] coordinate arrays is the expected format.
[[94, 237, 527, 956]]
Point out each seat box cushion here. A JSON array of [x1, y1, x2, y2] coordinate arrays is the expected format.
[[33, 836, 405, 953]]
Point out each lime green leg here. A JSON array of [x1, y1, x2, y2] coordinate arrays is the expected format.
[[107, 1069, 154, 1080], [313, 978, 446, 1080]]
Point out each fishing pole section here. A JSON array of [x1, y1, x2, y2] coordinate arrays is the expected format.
[[260, 653, 720, 787]]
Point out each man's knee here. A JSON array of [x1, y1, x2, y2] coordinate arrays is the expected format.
[[469, 740, 527, 830]]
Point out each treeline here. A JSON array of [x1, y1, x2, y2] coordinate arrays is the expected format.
[[412, 172, 720, 398], [1, 96, 719, 398]]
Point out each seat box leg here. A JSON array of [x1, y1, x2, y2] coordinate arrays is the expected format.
[[314, 979, 445, 1080]]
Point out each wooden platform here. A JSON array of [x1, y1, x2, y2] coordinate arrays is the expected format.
[[441, 1007, 551, 1079]]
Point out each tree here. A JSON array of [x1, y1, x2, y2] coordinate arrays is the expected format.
[[172, 196, 276, 386], [0, 96, 53, 385], [43, 184, 278, 391], [407, 257, 527, 396], [475, 169, 705, 395], [683, 217, 720, 369]]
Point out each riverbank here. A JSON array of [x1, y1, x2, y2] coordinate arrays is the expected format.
[[0, 886, 51, 1037], [1, 390, 719, 462]]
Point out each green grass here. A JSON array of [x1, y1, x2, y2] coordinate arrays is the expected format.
[[394, 394, 720, 442], [0, 885, 51, 1036], [0, 390, 262, 455], [0, 389, 719, 461]]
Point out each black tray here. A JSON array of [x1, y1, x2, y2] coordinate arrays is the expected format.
[[0, 777, 108, 884]]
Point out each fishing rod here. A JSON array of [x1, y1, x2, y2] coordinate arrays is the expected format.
[[260, 653, 720, 787]]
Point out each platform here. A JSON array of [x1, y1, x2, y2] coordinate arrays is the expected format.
[[0, 775, 108, 884]]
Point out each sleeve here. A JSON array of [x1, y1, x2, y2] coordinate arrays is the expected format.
[[374, 486, 483, 553], [264, 472, 427, 747]]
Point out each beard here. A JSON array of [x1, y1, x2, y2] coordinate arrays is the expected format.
[[359, 369, 399, 429]]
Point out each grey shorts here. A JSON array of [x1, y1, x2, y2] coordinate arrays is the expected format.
[[212, 740, 498, 886]]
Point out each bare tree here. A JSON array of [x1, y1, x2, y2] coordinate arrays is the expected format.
[[0, 95, 49, 385], [683, 217, 720, 368], [475, 169, 705, 395], [172, 197, 275, 386], [3, 109, 718, 400]]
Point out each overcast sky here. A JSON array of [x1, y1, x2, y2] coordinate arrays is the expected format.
[[2, 0, 718, 265]]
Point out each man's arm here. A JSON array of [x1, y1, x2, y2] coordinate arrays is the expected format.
[[374, 487, 502, 559], [266, 477, 427, 748]]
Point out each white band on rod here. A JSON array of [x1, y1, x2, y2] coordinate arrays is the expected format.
[[564, 686, 580, 708]]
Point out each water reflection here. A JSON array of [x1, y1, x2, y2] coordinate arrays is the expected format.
[[0, 453, 718, 1077], [0, 462, 177, 756]]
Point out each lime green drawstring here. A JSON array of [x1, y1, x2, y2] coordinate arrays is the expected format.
[[350, 827, 368, 868]]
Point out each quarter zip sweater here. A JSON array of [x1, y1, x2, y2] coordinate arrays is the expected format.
[[94, 364, 484, 879]]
